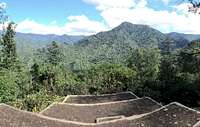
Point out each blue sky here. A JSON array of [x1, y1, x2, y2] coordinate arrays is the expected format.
[[3, 0, 102, 25], [1, 0, 200, 35]]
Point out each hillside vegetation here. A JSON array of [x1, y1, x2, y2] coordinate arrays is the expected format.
[[0, 19, 200, 112]]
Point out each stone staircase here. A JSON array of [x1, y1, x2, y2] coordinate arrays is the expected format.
[[0, 92, 199, 127]]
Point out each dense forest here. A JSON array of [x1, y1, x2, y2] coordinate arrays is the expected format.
[[0, 6, 200, 112]]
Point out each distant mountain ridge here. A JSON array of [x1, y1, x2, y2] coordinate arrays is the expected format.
[[13, 23, 200, 49], [14, 22, 200, 69], [15, 32, 85, 45], [166, 32, 200, 46], [13, 32, 85, 59], [168, 32, 200, 41]]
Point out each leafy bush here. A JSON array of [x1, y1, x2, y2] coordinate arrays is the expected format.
[[0, 70, 19, 102], [38, 64, 87, 96], [82, 64, 136, 94], [10, 90, 63, 112]]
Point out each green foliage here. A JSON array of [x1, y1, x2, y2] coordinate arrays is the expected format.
[[127, 47, 161, 83], [0, 22, 17, 69], [30, 63, 40, 92], [158, 40, 200, 107], [161, 36, 175, 54], [0, 69, 19, 102], [126, 47, 161, 99], [162, 72, 200, 107], [0, 19, 200, 111], [178, 40, 200, 73], [82, 64, 135, 94], [159, 54, 178, 83], [79, 22, 167, 48], [39, 64, 86, 96], [46, 41, 64, 66], [10, 90, 63, 112]]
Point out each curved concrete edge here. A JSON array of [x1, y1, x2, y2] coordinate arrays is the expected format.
[[171, 102, 200, 114], [62, 96, 70, 103], [42, 97, 156, 107], [62, 91, 139, 103], [144, 97, 162, 107], [39, 102, 59, 114], [193, 121, 200, 127], [127, 102, 200, 120], [39, 98, 142, 114], [0, 103, 8, 106]]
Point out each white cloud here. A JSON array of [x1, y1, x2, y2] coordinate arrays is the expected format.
[[17, 19, 63, 35], [16, 15, 107, 35], [14, 0, 200, 35], [82, 0, 136, 10], [65, 15, 107, 35], [161, 0, 170, 5], [83, 0, 200, 34]]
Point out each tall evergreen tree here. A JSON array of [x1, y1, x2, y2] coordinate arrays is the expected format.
[[161, 37, 175, 55], [30, 63, 40, 92], [46, 41, 63, 66], [0, 22, 17, 69], [159, 37, 177, 83]]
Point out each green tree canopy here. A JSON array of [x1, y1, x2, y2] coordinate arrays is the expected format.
[[82, 64, 136, 94], [46, 41, 64, 66], [0, 22, 17, 69]]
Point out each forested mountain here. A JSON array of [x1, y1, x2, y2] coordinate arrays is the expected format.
[[78, 22, 167, 48], [166, 32, 191, 48], [78, 22, 200, 49], [64, 22, 194, 68], [14, 22, 200, 50], [13, 32, 85, 60], [16, 22, 200, 69], [70, 22, 166, 67], [166, 32, 200, 48], [13, 22, 200, 56]]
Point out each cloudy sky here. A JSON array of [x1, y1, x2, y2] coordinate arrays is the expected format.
[[1, 0, 200, 35]]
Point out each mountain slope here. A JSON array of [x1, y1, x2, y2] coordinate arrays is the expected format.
[[166, 32, 190, 48], [184, 34, 200, 42], [14, 32, 85, 60], [78, 22, 167, 48], [167, 32, 200, 47], [15, 32, 85, 45], [70, 22, 171, 67], [16, 22, 199, 70], [67, 22, 198, 69]]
